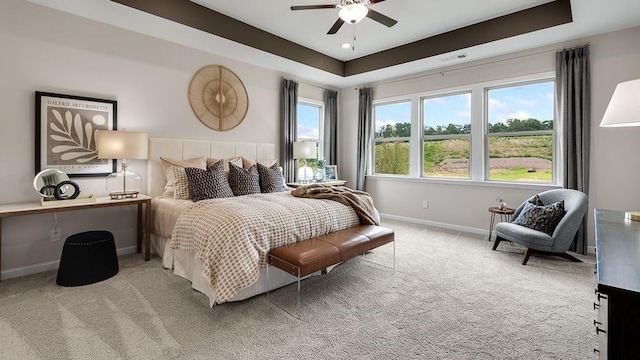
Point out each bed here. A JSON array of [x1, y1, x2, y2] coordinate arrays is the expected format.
[[147, 138, 372, 306]]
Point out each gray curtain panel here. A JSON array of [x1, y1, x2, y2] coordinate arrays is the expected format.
[[356, 87, 373, 191], [323, 89, 338, 165], [555, 45, 590, 255], [280, 78, 298, 183]]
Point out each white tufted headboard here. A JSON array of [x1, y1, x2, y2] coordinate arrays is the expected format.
[[147, 137, 276, 198]]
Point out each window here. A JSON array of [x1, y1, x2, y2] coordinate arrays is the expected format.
[[486, 81, 555, 183], [373, 101, 411, 175], [422, 92, 471, 178], [296, 99, 324, 175], [296, 100, 323, 143], [369, 74, 559, 186]]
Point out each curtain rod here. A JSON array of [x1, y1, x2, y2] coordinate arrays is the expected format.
[[281, 76, 337, 92], [356, 42, 591, 89]]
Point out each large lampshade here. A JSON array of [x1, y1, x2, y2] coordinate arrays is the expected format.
[[600, 79, 640, 127], [293, 141, 316, 159], [96, 130, 149, 160], [293, 141, 316, 183], [96, 130, 148, 199], [339, 4, 368, 24]]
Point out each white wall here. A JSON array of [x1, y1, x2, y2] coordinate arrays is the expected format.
[[339, 26, 640, 248], [2, 0, 639, 277], [0, 0, 285, 277]]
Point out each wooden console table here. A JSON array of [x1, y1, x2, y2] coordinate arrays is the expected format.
[[0, 195, 152, 281]]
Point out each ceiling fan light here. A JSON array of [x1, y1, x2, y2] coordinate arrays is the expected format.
[[339, 4, 368, 24]]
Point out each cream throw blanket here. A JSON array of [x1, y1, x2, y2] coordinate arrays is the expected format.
[[292, 184, 380, 225]]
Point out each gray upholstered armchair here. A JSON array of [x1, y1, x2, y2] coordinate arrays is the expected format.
[[492, 189, 588, 265]]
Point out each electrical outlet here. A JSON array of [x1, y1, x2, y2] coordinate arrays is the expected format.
[[50, 228, 61, 241], [422, 200, 429, 209]]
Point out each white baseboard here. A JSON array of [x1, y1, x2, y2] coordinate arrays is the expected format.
[[380, 213, 487, 236], [0, 246, 138, 281], [380, 213, 597, 255]]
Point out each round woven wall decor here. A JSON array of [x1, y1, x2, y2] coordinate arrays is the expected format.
[[188, 65, 249, 131]]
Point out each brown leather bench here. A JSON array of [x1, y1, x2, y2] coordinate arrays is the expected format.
[[268, 225, 395, 278]]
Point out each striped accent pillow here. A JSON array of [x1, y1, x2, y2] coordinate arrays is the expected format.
[[184, 160, 234, 201], [228, 163, 261, 196], [257, 163, 286, 193]]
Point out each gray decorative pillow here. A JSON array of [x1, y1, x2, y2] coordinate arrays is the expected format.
[[184, 160, 234, 202], [228, 163, 261, 196], [257, 163, 286, 193], [529, 194, 544, 206], [512, 200, 565, 235]]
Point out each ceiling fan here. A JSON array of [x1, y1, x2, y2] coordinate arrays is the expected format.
[[291, 0, 398, 35]]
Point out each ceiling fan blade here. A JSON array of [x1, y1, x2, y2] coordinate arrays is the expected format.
[[369, 0, 387, 3], [291, 5, 336, 10], [366, 8, 398, 27], [327, 18, 345, 34]]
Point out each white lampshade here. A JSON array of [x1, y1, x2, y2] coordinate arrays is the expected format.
[[600, 79, 640, 127], [339, 4, 368, 24], [293, 141, 317, 159], [96, 130, 148, 199], [96, 130, 149, 160]]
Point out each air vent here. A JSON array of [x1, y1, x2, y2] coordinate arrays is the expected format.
[[439, 53, 468, 62]]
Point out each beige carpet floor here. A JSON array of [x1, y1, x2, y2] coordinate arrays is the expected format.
[[0, 219, 597, 359]]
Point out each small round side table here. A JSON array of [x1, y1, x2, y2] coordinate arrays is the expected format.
[[487, 206, 515, 241]]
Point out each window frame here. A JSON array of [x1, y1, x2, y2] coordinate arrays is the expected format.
[[296, 97, 325, 159], [372, 99, 413, 177], [367, 72, 561, 189], [421, 90, 473, 180], [483, 77, 558, 184]]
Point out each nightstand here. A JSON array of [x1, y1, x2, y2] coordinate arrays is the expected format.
[[487, 206, 515, 241], [287, 180, 347, 188]]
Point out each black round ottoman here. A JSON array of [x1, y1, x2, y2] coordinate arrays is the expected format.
[[56, 230, 119, 286]]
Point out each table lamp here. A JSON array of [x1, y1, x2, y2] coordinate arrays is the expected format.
[[96, 130, 148, 199], [293, 141, 316, 183], [600, 78, 640, 220]]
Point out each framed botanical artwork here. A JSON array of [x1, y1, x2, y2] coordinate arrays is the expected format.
[[35, 91, 117, 177], [325, 165, 338, 180]]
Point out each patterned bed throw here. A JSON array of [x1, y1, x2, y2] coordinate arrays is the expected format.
[[170, 191, 361, 304]]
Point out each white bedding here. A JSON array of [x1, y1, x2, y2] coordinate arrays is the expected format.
[[170, 191, 362, 304], [151, 192, 367, 306], [152, 197, 193, 239]]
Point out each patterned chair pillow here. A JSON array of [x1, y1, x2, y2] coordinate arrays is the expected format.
[[228, 163, 261, 196], [257, 163, 286, 193], [184, 160, 234, 202], [512, 200, 565, 235], [529, 194, 544, 206]]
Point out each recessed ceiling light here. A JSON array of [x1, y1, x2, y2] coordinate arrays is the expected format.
[[341, 43, 351, 49]]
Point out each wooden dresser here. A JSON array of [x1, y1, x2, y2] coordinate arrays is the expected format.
[[594, 209, 640, 358]]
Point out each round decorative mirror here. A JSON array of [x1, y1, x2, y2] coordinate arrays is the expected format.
[[34, 169, 70, 200]]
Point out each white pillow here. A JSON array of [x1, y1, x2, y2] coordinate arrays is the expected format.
[[242, 158, 277, 169], [160, 157, 206, 197]]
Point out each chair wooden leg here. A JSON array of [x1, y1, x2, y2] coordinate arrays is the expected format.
[[556, 252, 583, 263], [521, 248, 582, 265], [492, 236, 502, 251], [522, 248, 534, 265]]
